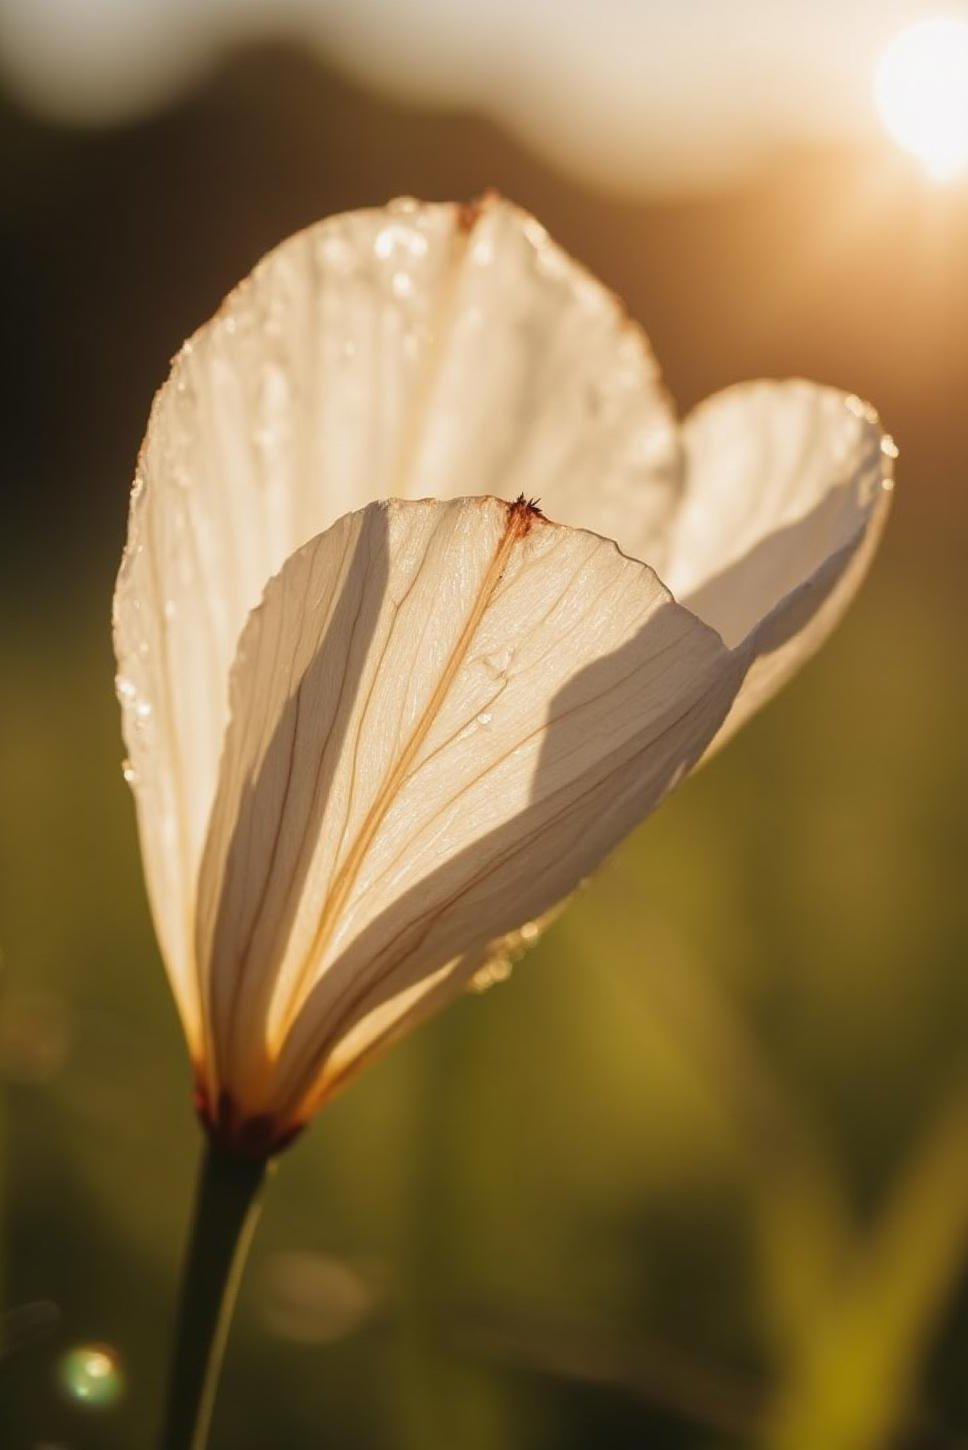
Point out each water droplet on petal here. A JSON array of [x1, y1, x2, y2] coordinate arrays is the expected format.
[[475, 711, 492, 727], [374, 227, 395, 260], [316, 231, 354, 271], [58, 1345, 124, 1409], [121, 759, 138, 785], [374, 223, 429, 261], [470, 235, 494, 266], [254, 364, 292, 474]]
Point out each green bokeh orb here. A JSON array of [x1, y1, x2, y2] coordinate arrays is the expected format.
[[58, 1344, 124, 1409]]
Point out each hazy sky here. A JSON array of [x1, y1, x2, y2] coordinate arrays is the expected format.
[[0, 0, 959, 191]]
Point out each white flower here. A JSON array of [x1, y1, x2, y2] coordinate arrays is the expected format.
[[113, 196, 893, 1154]]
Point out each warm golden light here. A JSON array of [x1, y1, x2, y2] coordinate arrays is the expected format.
[[875, 17, 968, 180]]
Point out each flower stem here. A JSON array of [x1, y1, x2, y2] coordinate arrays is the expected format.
[[160, 1136, 270, 1450]]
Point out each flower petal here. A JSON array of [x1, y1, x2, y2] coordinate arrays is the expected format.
[[113, 196, 680, 1040], [194, 497, 740, 1128], [664, 381, 894, 745]]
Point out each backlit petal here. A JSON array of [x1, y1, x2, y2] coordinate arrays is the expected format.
[[113, 196, 680, 1037], [194, 497, 741, 1128], [665, 381, 894, 746]]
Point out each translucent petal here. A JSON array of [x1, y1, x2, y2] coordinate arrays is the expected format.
[[665, 381, 894, 746], [113, 196, 680, 1037], [194, 497, 740, 1127]]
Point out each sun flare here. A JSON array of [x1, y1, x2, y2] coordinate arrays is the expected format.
[[875, 17, 968, 180]]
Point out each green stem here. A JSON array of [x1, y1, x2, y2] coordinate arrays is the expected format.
[[160, 1137, 270, 1450]]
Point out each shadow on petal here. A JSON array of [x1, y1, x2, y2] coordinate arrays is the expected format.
[[271, 591, 740, 1127], [196, 506, 390, 1112], [682, 480, 872, 648]]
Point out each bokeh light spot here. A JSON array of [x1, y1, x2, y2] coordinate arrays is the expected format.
[[57, 1345, 124, 1409], [875, 17, 968, 180], [260, 1252, 385, 1345]]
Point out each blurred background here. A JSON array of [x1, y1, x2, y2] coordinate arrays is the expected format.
[[2, 1, 967, 1447]]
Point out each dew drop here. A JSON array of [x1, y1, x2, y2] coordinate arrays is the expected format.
[[254, 364, 292, 470], [374, 227, 395, 260], [316, 228, 354, 270], [391, 270, 414, 299], [121, 759, 138, 785], [134, 699, 152, 720], [470, 236, 494, 266], [480, 646, 515, 682], [116, 677, 136, 701], [374, 223, 429, 261], [475, 711, 493, 727], [58, 1344, 124, 1409]]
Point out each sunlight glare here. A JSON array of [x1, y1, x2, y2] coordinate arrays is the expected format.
[[875, 17, 968, 181]]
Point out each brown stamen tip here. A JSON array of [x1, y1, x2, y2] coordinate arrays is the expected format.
[[456, 190, 500, 235], [507, 493, 544, 535]]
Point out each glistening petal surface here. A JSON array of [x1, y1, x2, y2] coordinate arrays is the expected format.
[[194, 497, 741, 1126], [665, 380, 894, 747], [113, 196, 680, 1036]]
